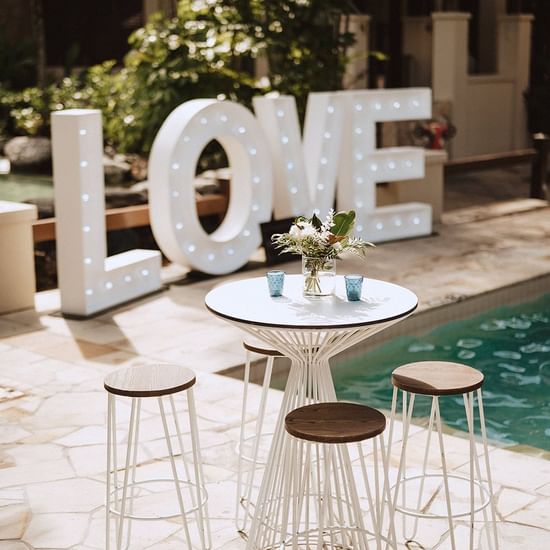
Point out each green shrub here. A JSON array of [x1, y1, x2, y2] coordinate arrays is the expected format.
[[1, 0, 358, 155], [0, 62, 121, 138], [252, 1, 356, 117], [0, 25, 36, 90]]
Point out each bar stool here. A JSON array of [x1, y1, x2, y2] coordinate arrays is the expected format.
[[236, 337, 283, 531], [249, 402, 393, 550], [104, 364, 211, 550], [386, 361, 499, 550]]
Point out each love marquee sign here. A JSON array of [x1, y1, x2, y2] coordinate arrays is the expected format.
[[51, 88, 431, 316]]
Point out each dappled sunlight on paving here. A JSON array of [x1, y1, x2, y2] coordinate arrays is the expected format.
[[0, 204, 550, 548]]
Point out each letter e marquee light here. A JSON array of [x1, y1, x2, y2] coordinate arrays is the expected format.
[[51, 110, 162, 317], [338, 88, 433, 242]]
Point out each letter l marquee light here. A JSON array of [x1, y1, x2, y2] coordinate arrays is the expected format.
[[51, 110, 162, 317]]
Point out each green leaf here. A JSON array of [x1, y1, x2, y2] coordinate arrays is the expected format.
[[330, 210, 355, 237], [310, 213, 322, 229]]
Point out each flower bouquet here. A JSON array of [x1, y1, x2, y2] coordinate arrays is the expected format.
[[272, 210, 374, 297]]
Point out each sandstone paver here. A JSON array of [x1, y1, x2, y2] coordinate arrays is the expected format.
[[1, 203, 550, 548]]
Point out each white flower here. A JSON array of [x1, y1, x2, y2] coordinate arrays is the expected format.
[[321, 209, 335, 233], [299, 222, 317, 238], [289, 224, 302, 237], [333, 242, 343, 252]]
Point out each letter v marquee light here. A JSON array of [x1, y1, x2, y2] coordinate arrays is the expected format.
[[253, 92, 345, 219], [51, 110, 162, 317]]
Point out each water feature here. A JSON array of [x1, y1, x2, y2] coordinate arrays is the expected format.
[[0, 173, 54, 202]]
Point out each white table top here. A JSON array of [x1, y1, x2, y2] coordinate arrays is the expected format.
[[205, 274, 418, 329]]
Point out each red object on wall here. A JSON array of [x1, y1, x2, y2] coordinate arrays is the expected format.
[[428, 122, 445, 149], [414, 118, 457, 150]]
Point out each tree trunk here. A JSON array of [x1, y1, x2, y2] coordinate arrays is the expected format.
[[30, 0, 46, 87]]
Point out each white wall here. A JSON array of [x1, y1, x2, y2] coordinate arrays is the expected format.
[[403, 11, 533, 159], [341, 15, 371, 89], [462, 76, 515, 156], [402, 16, 432, 87]]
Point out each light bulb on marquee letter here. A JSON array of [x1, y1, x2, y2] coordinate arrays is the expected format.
[[337, 88, 433, 242], [51, 110, 161, 317], [253, 93, 344, 219], [148, 100, 273, 275]]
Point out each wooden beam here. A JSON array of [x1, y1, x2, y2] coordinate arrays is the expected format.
[[33, 194, 229, 244], [33, 218, 57, 243], [105, 204, 150, 232]]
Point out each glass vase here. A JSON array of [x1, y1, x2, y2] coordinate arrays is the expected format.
[[302, 256, 336, 297]]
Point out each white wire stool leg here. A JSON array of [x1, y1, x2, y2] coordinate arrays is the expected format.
[[236, 352, 275, 532], [106, 393, 113, 550], [386, 391, 415, 549], [124, 398, 142, 550], [477, 389, 500, 550], [188, 387, 212, 549], [106, 391, 210, 550], [236, 349, 252, 530], [387, 388, 499, 550], [158, 396, 194, 548], [277, 435, 392, 550], [116, 398, 138, 549], [463, 391, 499, 550], [434, 397, 458, 549], [388, 394, 456, 549]]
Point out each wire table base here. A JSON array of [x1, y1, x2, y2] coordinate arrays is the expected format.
[[229, 323, 399, 550]]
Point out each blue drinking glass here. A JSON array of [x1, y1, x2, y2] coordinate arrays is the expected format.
[[345, 274, 363, 301], [266, 270, 285, 297]]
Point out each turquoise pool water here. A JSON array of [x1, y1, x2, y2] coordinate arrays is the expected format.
[[333, 292, 550, 450]]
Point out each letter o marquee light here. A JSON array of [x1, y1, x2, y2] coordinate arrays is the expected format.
[[149, 100, 273, 275]]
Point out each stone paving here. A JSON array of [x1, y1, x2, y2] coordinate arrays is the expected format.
[[1, 202, 550, 548]]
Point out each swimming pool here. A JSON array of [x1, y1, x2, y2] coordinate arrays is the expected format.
[[333, 292, 550, 451]]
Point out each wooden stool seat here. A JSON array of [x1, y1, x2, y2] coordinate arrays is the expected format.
[[285, 402, 386, 444], [243, 337, 283, 356], [392, 361, 484, 396], [104, 364, 196, 398]]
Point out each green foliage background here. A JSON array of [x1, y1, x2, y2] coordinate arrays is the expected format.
[[0, 0, 357, 154]]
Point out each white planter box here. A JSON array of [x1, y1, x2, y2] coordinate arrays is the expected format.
[[0, 200, 37, 313]]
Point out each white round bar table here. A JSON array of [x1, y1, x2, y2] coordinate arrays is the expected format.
[[205, 274, 418, 549]]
